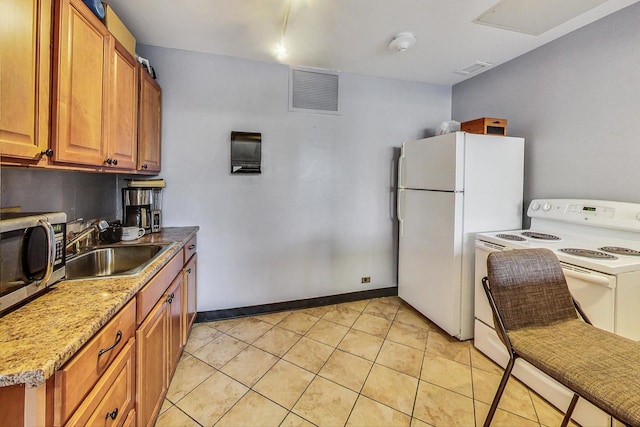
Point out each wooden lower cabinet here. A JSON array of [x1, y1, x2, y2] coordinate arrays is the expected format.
[[54, 300, 136, 425], [136, 295, 168, 427], [136, 258, 186, 427], [0, 383, 26, 426], [65, 338, 135, 427], [122, 409, 135, 427], [183, 254, 197, 345], [3, 239, 197, 427], [168, 273, 185, 377]]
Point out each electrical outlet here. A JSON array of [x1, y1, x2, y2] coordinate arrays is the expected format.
[[361, 276, 371, 284]]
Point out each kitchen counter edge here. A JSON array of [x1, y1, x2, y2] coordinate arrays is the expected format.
[[0, 226, 199, 388]]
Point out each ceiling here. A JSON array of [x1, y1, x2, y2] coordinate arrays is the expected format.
[[105, 0, 639, 86]]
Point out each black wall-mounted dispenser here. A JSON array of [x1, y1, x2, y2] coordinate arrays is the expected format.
[[230, 131, 261, 174]]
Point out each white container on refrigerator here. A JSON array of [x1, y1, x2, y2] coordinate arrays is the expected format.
[[397, 131, 524, 340]]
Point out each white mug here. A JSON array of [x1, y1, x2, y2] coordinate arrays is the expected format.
[[122, 226, 145, 241]]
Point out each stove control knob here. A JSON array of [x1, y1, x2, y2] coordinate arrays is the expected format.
[[542, 203, 552, 211], [530, 202, 540, 211]]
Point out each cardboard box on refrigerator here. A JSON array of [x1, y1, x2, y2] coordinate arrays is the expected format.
[[461, 118, 507, 136], [102, 3, 136, 57]]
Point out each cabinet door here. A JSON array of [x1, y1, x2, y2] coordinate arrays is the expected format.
[[65, 338, 135, 427], [122, 409, 136, 427], [52, 0, 108, 166], [167, 273, 184, 377], [136, 298, 167, 427], [54, 299, 136, 425], [183, 254, 197, 345], [0, 384, 25, 426], [106, 39, 137, 170], [0, 0, 51, 163], [137, 68, 161, 173]]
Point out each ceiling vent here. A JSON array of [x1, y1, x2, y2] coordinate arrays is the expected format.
[[289, 67, 340, 114], [473, 0, 608, 36], [454, 61, 493, 76]]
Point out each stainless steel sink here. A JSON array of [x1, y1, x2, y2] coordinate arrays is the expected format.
[[65, 243, 171, 280]]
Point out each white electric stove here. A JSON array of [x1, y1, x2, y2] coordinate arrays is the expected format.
[[475, 199, 640, 427]]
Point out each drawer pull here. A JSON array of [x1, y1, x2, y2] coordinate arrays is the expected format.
[[105, 408, 118, 420], [98, 330, 122, 357], [188, 244, 196, 250]]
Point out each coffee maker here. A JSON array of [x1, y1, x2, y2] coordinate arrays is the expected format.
[[150, 188, 162, 232], [123, 188, 163, 233]]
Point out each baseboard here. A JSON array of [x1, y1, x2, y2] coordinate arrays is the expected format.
[[195, 286, 398, 323]]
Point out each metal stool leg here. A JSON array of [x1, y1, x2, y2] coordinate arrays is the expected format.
[[484, 357, 516, 427], [561, 394, 579, 427]]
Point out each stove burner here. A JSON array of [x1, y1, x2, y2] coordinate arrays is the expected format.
[[496, 233, 527, 242], [521, 231, 561, 241], [599, 246, 640, 256], [559, 248, 618, 260]]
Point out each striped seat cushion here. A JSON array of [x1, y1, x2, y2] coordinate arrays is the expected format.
[[509, 318, 640, 426]]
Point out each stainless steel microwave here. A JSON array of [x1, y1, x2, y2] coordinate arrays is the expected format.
[[0, 212, 67, 314]]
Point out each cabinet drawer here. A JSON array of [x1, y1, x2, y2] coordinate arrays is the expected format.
[[65, 338, 135, 427], [54, 299, 136, 426], [137, 252, 182, 324], [183, 236, 197, 264]]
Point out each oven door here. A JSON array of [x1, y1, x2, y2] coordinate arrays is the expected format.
[[561, 263, 616, 333]]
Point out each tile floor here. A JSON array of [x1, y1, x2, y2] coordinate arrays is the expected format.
[[156, 296, 577, 427]]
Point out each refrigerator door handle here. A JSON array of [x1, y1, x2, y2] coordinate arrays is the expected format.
[[398, 151, 405, 189], [397, 188, 404, 238]]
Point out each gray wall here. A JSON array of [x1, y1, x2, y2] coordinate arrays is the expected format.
[[452, 2, 640, 212], [1, 168, 119, 221], [138, 45, 451, 312]]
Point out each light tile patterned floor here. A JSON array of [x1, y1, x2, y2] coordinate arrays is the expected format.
[[156, 296, 576, 427]]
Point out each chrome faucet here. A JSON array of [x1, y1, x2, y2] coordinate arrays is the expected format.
[[66, 219, 109, 255]]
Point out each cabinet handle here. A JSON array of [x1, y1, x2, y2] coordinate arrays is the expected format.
[[98, 330, 122, 357], [105, 158, 113, 165], [40, 149, 54, 158], [167, 292, 175, 304], [187, 268, 192, 274], [142, 164, 148, 169], [112, 159, 118, 165], [188, 244, 196, 250], [105, 408, 118, 420]]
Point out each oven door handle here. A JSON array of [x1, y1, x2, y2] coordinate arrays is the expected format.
[[562, 267, 615, 289], [32, 220, 56, 287]]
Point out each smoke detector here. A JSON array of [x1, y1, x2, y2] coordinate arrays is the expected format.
[[389, 32, 416, 52]]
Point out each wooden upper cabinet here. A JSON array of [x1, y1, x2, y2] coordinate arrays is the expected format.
[[52, 0, 108, 167], [106, 39, 138, 170], [0, 0, 52, 164], [138, 69, 161, 173]]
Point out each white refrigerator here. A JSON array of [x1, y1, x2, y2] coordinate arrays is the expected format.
[[397, 131, 524, 340]]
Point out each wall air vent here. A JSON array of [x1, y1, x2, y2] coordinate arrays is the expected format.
[[289, 67, 340, 114]]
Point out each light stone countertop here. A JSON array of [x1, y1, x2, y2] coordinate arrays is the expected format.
[[0, 226, 199, 388]]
